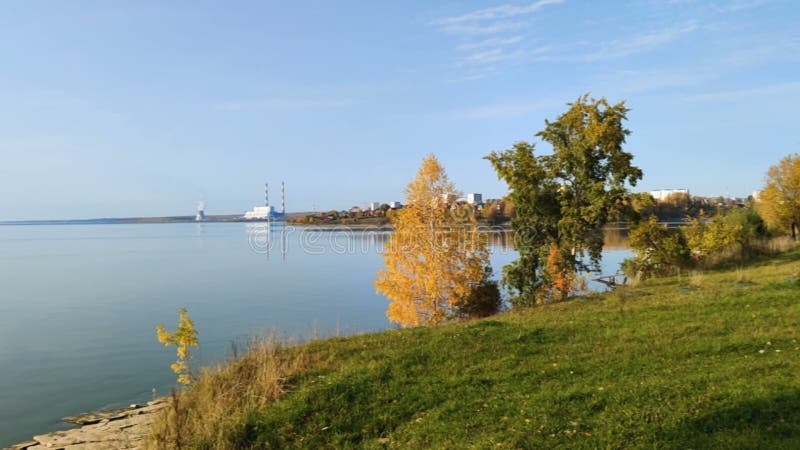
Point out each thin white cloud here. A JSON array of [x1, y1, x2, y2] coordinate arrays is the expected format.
[[716, 0, 771, 12], [582, 22, 698, 61], [457, 35, 524, 51], [719, 37, 800, 68], [680, 81, 800, 102], [596, 69, 716, 94], [458, 45, 551, 67], [430, 0, 564, 79], [214, 98, 353, 111], [434, 0, 565, 25], [463, 48, 524, 64], [447, 99, 559, 120], [439, 21, 523, 35]]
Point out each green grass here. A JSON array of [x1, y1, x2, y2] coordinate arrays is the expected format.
[[179, 250, 800, 449]]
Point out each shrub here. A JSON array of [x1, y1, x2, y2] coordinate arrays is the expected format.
[[686, 208, 770, 266], [622, 217, 691, 280], [684, 214, 740, 264], [457, 269, 502, 318]]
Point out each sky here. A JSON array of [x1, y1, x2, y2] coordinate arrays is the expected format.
[[1, 0, 798, 220]]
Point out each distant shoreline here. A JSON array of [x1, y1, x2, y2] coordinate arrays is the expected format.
[[0, 214, 311, 226]]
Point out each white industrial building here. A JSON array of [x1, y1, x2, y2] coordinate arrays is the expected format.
[[244, 205, 275, 220], [389, 201, 402, 209], [368, 202, 381, 211], [466, 193, 483, 205], [650, 189, 689, 201]]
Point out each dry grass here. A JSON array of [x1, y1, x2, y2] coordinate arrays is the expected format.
[[734, 267, 752, 284], [147, 337, 310, 449], [689, 270, 706, 288], [699, 237, 796, 269], [626, 272, 643, 288], [762, 236, 796, 254]]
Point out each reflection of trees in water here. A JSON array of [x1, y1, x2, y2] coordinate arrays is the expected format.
[[485, 228, 629, 251], [603, 227, 630, 250], [249, 226, 629, 256], [484, 229, 515, 251]]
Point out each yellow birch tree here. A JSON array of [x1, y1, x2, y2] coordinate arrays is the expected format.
[[375, 154, 492, 327]]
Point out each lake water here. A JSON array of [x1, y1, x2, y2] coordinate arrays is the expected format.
[[0, 223, 631, 446]]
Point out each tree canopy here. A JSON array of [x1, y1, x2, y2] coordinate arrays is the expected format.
[[486, 95, 642, 305], [756, 154, 800, 240]]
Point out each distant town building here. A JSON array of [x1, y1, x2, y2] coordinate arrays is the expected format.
[[650, 189, 690, 201], [369, 202, 381, 212], [389, 201, 402, 209], [466, 193, 483, 205], [752, 190, 761, 201]]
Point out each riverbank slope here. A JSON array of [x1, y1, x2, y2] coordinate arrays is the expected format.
[[10, 249, 800, 449], [149, 248, 800, 448]]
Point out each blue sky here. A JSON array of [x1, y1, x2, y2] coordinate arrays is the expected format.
[[1, 0, 798, 220]]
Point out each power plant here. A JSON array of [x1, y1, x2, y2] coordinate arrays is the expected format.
[[195, 201, 205, 222], [244, 181, 286, 220]]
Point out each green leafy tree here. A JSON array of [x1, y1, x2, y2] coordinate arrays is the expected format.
[[630, 192, 657, 219], [156, 308, 199, 385], [486, 141, 558, 305], [486, 95, 642, 305]]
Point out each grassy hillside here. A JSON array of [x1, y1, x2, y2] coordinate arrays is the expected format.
[[155, 250, 800, 449]]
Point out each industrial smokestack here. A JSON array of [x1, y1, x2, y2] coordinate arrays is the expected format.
[[281, 181, 285, 215]]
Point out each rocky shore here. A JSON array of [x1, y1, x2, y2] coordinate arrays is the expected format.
[[5, 399, 166, 450]]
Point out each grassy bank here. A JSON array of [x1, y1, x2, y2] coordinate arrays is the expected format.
[[153, 250, 800, 449]]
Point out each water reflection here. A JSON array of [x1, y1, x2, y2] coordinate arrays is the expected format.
[[245, 225, 629, 257]]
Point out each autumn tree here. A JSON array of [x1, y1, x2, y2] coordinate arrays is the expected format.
[[486, 95, 642, 305], [756, 154, 800, 240], [684, 214, 740, 264], [375, 154, 497, 327], [156, 308, 199, 385]]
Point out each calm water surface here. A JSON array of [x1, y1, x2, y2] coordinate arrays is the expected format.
[[0, 223, 630, 446]]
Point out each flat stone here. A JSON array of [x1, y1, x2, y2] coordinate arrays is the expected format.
[[62, 404, 143, 426], [6, 399, 167, 450], [5, 441, 39, 450]]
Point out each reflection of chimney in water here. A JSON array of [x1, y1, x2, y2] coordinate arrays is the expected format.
[[282, 223, 287, 262]]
